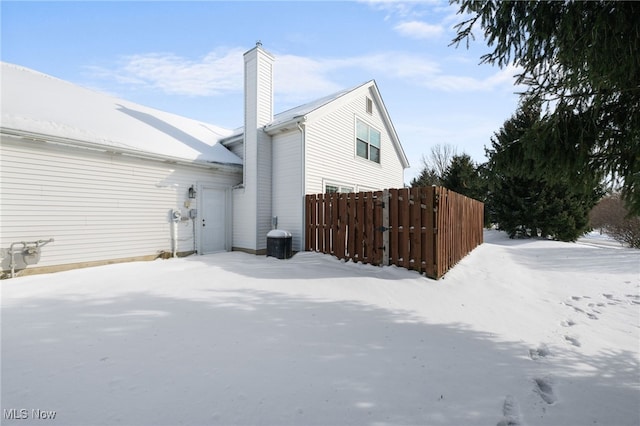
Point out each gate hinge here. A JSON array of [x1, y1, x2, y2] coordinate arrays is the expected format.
[[377, 226, 389, 232]]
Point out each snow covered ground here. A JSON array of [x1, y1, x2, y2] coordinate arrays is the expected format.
[[2, 230, 638, 426]]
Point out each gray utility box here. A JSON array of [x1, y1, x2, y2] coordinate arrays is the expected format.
[[266, 230, 292, 259]]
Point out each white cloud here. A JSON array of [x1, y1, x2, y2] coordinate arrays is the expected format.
[[358, 52, 441, 79], [273, 54, 344, 104], [359, 0, 428, 20], [394, 21, 444, 39], [89, 48, 245, 96], [87, 47, 521, 107], [423, 64, 523, 92]]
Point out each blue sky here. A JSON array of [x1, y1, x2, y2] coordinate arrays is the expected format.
[[2, 1, 523, 183]]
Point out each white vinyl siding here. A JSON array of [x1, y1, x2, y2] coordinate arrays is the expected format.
[[255, 129, 272, 251], [0, 137, 241, 270], [304, 91, 404, 195], [232, 45, 274, 253], [225, 140, 244, 159], [272, 130, 303, 251]]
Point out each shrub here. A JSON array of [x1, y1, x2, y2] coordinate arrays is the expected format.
[[590, 195, 640, 248]]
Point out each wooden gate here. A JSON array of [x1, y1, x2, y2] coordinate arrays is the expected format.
[[305, 186, 483, 279]]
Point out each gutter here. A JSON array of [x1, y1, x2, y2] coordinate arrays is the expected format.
[[264, 115, 305, 135], [1, 127, 243, 173], [223, 114, 306, 141]]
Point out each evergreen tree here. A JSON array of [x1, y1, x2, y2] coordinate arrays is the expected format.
[[410, 166, 440, 187], [441, 153, 484, 200], [440, 153, 491, 227], [451, 0, 640, 214], [486, 100, 603, 241]]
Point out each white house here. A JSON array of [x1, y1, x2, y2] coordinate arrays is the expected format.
[[0, 43, 408, 276]]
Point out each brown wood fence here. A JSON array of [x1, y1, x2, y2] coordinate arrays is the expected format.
[[305, 186, 484, 279]]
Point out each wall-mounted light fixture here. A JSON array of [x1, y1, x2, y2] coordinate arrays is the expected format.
[[188, 185, 197, 199]]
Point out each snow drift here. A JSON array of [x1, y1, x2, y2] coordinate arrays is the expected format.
[[1, 230, 638, 425]]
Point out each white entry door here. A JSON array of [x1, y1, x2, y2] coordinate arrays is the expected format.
[[200, 187, 227, 254]]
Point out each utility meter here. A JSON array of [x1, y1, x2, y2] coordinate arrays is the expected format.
[[172, 209, 182, 221]]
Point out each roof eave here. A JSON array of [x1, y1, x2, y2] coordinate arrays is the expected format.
[[220, 133, 244, 147], [264, 115, 306, 135], [368, 82, 410, 169], [1, 127, 243, 172]]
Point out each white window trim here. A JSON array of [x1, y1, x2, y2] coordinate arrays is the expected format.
[[323, 179, 355, 194], [355, 117, 381, 165], [357, 185, 379, 193]]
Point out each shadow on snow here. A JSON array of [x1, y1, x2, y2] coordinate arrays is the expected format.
[[2, 287, 638, 426]]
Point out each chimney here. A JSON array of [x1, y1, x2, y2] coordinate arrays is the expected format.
[[244, 41, 274, 133], [242, 42, 275, 252]]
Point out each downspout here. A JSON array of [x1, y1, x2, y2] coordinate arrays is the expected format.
[[297, 120, 306, 251]]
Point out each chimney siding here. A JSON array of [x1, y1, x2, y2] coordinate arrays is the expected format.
[[237, 44, 274, 252]]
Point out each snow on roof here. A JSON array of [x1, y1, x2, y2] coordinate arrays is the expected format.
[[222, 82, 367, 141], [267, 84, 360, 129], [0, 62, 242, 166]]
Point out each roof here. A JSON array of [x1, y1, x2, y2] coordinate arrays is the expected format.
[[222, 84, 358, 143], [267, 85, 357, 130], [0, 62, 242, 167], [221, 80, 410, 169]]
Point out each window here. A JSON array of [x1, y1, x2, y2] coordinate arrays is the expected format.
[[356, 119, 381, 163], [326, 184, 354, 193]]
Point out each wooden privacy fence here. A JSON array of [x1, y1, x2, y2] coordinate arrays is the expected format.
[[305, 186, 484, 279]]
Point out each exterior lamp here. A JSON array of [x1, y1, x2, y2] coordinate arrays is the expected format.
[[188, 185, 197, 199]]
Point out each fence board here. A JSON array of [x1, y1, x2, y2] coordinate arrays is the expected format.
[[305, 186, 483, 279], [423, 187, 435, 278], [400, 188, 411, 269], [373, 190, 383, 265], [336, 194, 346, 259], [363, 192, 372, 262], [411, 187, 422, 273], [306, 194, 315, 252], [354, 192, 363, 261], [347, 193, 356, 260], [389, 189, 399, 265]]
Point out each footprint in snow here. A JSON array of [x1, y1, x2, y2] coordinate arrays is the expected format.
[[534, 378, 557, 405], [571, 306, 585, 314], [564, 335, 581, 347], [529, 344, 551, 360], [497, 395, 522, 426], [560, 319, 576, 327], [603, 293, 626, 304], [565, 302, 598, 319], [625, 294, 640, 305]]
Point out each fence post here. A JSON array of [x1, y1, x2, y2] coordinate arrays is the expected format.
[[382, 189, 389, 266], [433, 187, 441, 279]]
